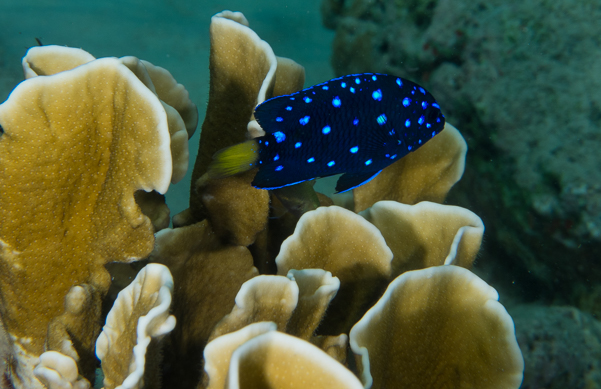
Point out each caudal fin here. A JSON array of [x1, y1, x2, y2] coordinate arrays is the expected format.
[[207, 140, 260, 179]]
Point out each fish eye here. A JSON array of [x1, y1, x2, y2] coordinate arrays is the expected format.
[[426, 108, 440, 121]]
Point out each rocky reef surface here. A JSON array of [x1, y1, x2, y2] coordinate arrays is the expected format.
[[321, 0, 601, 311], [511, 304, 601, 389]]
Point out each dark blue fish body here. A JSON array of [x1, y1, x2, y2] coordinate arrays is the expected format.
[[229, 73, 445, 193]]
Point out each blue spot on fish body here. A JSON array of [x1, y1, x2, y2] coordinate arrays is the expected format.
[[372, 89, 382, 101], [273, 132, 286, 143], [251, 73, 445, 192]]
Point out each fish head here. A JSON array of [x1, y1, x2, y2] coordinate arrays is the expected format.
[[424, 102, 445, 131], [388, 92, 445, 158]]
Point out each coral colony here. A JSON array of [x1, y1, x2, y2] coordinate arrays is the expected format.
[[0, 11, 523, 389]]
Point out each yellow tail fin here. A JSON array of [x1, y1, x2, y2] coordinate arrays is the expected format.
[[207, 140, 260, 179]]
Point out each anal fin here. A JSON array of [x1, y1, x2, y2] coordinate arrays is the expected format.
[[335, 170, 382, 193]]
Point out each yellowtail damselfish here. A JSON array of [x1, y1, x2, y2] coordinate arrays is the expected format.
[[208, 73, 445, 193]]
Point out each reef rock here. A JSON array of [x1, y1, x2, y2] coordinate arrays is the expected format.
[[511, 304, 601, 389], [321, 0, 601, 308]]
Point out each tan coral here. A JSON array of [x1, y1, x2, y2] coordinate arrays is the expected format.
[[359, 200, 484, 277], [353, 123, 467, 212], [188, 12, 306, 244], [285, 269, 340, 340], [276, 206, 392, 334], [134, 191, 171, 232], [185, 11, 280, 236], [96, 264, 176, 389], [349, 265, 524, 389], [189, 12, 277, 219], [0, 57, 172, 388], [227, 331, 363, 389], [117, 56, 192, 184], [33, 351, 90, 389], [205, 269, 345, 366], [22, 45, 95, 78], [22, 45, 195, 184], [272, 57, 305, 103], [120, 56, 196, 183], [149, 220, 258, 388], [45, 285, 102, 385], [310, 334, 349, 365], [203, 322, 277, 389], [206, 269, 341, 342], [140, 59, 199, 138], [208, 275, 299, 342], [187, 10, 307, 218], [195, 170, 269, 246]]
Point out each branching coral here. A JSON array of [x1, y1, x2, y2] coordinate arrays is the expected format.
[[0, 10, 523, 389]]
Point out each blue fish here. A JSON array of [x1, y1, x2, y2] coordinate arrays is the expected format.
[[209, 73, 445, 193]]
